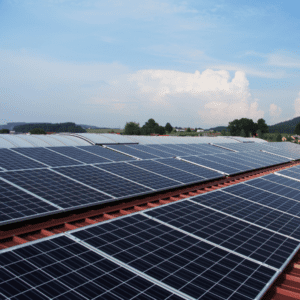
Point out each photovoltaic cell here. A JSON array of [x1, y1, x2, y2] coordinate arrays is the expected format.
[[190, 144, 233, 154], [0, 179, 59, 225], [245, 177, 300, 202], [192, 190, 300, 241], [128, 160, 202, 184], [0, 169, 113, 210], [72, 214, 276, 300], [216, 153, 263, 169], [13, 147, 83, 167], [145, 200, 298, 269], [162, 144, 201, 156], [98, 162, 181, 190], [107, 145, 159, 159], [278, 168, 300, 180], [127, 144, 174, 158], [182, 156, 241, 174], [48, 146, 111, 164], [156, 158, 223, 180], [54, 165, 152, 198], [263, 173, 300, 191], [77, 145, 134, 162], [146, 144, 189, 157], [224, 183, 300, 216], [0, 235, 182, 299], [0, 149, 46, 171]]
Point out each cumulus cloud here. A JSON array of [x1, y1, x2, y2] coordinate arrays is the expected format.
[[126, 69, 264, 125], [294, 92, 300, 117], [269, 103, 282, 117]]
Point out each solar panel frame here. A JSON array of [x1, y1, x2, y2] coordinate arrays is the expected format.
[[146, 144, 190, 157], [107, 145, 159, 159], [12, 147, 84, 167], [126, 144, 174, 158], [71, 213, 278, 300], [47, 146, 111, 164]]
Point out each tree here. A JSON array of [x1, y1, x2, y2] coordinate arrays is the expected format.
[[294, 122, 300, 135], [240, 129, 246, 137], [29, 128, 46, 134], [141, 118, 166, 135], [186, 127, 191, 132], [228, 118, 257, 137], [287, 136, 292, 142], [276, 133, 282, 142], [0, 129, 10, 134], [257, 129, 264, 139], [124, 122, 141, 135], [165, 122, 173, 133], [221, 129, 226, 136], [257, 118, 269, 134]]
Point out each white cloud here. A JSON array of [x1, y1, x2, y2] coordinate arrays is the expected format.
[[294, 92, 300, 117], [268, 52, 300, 69], [269, 103, 282, 117]]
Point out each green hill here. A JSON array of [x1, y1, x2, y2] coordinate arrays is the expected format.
[[268, 116, 300, 134]]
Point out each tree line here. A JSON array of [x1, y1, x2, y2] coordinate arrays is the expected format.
[[124, 119, 173, 135], [13, 122, 87, 133]]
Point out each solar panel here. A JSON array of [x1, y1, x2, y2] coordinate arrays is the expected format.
[[217, 153, 265, 169], [127, 144, 174, 158], [263, 173, 300, 190], [0, 178, 59, 225], [145, 200, 298, 269], [162, 144, 201, 156], [54, 165, 152, 198], [262, 148, 298, 160], [107, 145, 159, 159], [0, 149, 46, 171], [146, 144, 189, 157], [13, 147, 83, 167], [97, 162, 181, 190], [0, 169, 114, 210], [0, 235, 183, 299], [182, 156, 241, 175], [245, 176, 300, 202], [190, 144, 233, 155], [277, 168, 300, 180], [48, 146, 111, 164], [224, 183, 300, 217], [77, 145, 134, 161], [156, 158, 224, 180], [72, 214, 277, 300], [192, 190, 300, 240], [128, 160, 203, 184]]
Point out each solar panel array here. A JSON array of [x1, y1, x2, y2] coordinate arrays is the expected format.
[[1, 140, 300, 299]]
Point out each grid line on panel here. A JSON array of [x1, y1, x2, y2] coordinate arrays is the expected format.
[[67, 234, 193, 300], [45, 147, 88, 164], [72, 213, 277, 300], [0, 168, 114, 210], [98, 162, 181, 190], [147, 145, 189, 157], [12, 147, 83, 167], [263, 173, 300, 191], [48, 146, 112, 164], [0, 235, 182, 300], [275, 172, 300, 183], [107, 145, 159, 160], [0, 178, 60, 225], [224, 183, 300, 217], [126, 161, 187, 184], [0, 149, 48, 170], [127, 144, 174, 158], [143, 201, 297, 270], [191, 189, 300, 241], [54, 165, 153, 198], [78, 145, 135, 162]]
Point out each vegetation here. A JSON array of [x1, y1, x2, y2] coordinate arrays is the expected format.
[[186, 127, 191, 132], [165, 122, 173, 133], [14, 122, 86, 133], [0, 129, 10, 134], [86, 128, 123, 133], [124, 122, 141, 135], [124, 119, 166, 135], [29, 128, 46, 134], [268, 116, 300, 133], [227, 118, 268, 137], [294, 122, 300, 135]]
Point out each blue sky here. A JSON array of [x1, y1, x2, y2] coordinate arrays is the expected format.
[[1, 0, 300, 128]]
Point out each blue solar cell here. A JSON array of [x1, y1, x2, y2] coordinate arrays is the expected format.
[[0, 235, 182, 299], [72, 214, 276, 300], [192, 190, 300, 240], [145, 200, 298, 269], [107, 145, 159, 159], [162, 144, 201, 156], [97, 162, 181, 190], [48, 146, 111, 164], [156, 158, 223, 180], [278, 168, 300, 180], [147, 144, 189, 157], [182, 156, 241, 174], [0, 178, 59, 225], [77, 145, 134, 162], [263, 173, 300, 190], [0, 149, 46, 171], [0, 169, 113, 209], [190, 144, 234, 154], [128, 160, 203, 184], [54, 165, 152, 198], [217, 153, 265, 169], [127, 144, 174, 158], [13, 147, 82, 167]]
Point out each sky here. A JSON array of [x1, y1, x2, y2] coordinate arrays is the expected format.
[[1, 0, 300, 129]]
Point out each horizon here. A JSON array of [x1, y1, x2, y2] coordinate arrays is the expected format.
[[1, 1, 300, 128]]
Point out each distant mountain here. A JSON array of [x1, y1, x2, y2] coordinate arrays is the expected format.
[[206, 126, 228, 132], [0, 122, 27, 130], [268, 116, 300, 134], [78, 124, 103, 129]]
